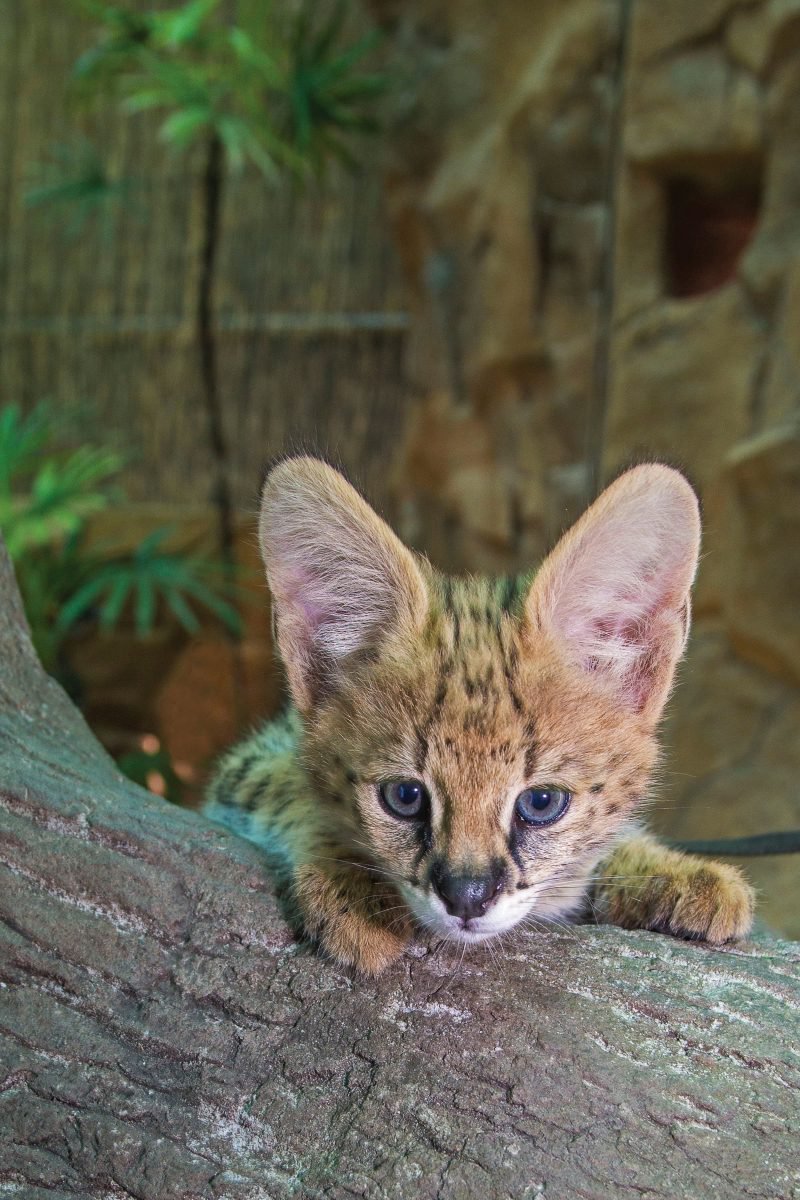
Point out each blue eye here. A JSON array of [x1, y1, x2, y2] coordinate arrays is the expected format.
[[379, 778, 430, 820], [515, 786, 571, 827]]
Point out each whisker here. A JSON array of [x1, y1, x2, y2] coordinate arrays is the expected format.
[[306, 853, 404, 885], [519, 910, 580, 939], [383, 915, 413, 935], [428, 935, 469, 1000], [592, 873, 672, 880]]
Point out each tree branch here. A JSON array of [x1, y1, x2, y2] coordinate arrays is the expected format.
[[0, 535, 798, 1198]]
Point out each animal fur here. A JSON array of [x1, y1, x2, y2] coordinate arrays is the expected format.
[[205, 458, 754, 975]]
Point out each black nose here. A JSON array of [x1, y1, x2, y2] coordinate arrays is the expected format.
[[430, 860, 506, 921]]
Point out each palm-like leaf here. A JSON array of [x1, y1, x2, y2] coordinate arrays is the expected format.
[[0, 403, 123, 558], [153, 0, 219, 49], [1, 401, 245, 673], [282, 5, 387, 169], [25, 140, 137, 236], [55, 526, 242, 639], [0, 404, 51, 492], [70, 0, 388, 180]]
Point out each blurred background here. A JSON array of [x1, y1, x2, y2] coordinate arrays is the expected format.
[[1, 0, 798, 935]]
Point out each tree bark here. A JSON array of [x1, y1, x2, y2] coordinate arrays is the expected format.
[[1, 536, 798, 1200]]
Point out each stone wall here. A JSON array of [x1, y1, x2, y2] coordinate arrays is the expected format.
[[608, 0, 800, 937], [372, 0, 622, 572], [367, 0, 800, 935]]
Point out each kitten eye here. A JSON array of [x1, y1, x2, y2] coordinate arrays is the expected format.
[[515, 786, 571, 827], [379, 778, 430, 820]]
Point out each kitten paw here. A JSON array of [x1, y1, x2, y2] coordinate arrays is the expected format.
[[649, 861, 755, 943], [597, 843, 755, 944], [295, 862, 412, 976], [323, 915, 411, 976]]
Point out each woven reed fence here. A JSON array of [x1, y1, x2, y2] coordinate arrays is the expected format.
[[0, 2, 409, 512]]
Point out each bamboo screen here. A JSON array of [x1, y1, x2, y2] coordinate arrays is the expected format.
[[0, 3, 409, 511]]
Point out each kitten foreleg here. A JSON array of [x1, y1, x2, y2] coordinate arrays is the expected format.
[[592, 833, 754, 943], [294, 856, 412, 976]]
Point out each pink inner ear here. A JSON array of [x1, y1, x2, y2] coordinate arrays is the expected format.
[[557, 550, 677, 664], [586, 609, 649, 662], [266, 515, 404, 663], [260, 456, 430, 708], [281, 562, 332, 634], [537, 468, 700, 711], [272, 555, 355, 662]]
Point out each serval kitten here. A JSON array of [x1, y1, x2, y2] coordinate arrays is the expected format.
[[205, 457, 754, 975]]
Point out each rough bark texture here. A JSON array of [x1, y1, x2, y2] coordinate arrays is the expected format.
[[1, 539, 799, 1200]]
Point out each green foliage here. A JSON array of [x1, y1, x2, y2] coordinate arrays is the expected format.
[[69, 0, 389, 177], [15, 1, 389, 803], [24, 139, 138, 238], [286, 2, 385, 168], [54, 525, 241, 641], [1, 403, 241, 674], [0, 403, 122, 558], [116, 741, 185, 804]]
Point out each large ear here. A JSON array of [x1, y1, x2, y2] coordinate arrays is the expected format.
[[525, 465, 701, 721], [260, 457, 428, 710]]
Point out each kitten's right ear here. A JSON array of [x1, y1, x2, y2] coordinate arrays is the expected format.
[[260, 457, 428, 711]]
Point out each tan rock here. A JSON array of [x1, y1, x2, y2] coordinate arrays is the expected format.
[[728, 856, 800, 938], [653, 632, 800, 937], [758, 260, 800, 423], [660, 628, 787, 785], [605, 286, 763, 611], [630, 0, 747, 65], [398, 393, 492, 495], [376, 0, 619, 549], [612, 169, 666, 324], [740, 54, 800, 306], [724, 0, 800, 79], [655, 696, 800, 940], [722, 422, 800, 683], [624, 49, 763, 164], [538, 202, 606, 334], [156, 636, 282, 796], [442, 464, 515, 546], [764, 0, 800, 66], [726, 6, 774, 72], [427, 132, 543, 378], [606, 289, 759, 477]]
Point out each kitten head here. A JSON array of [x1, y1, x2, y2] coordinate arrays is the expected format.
[[260, 457, 700, 943]]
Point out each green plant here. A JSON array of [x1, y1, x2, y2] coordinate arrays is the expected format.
[[24, 138, 139, 238], [71, 0, 386, 172], [117, 736, 186, 804], [24, 1, 388, 720], [0, 403, 122, 557], [1, 402, 241, 677], [51, 0, 389, 719], [285, 2, 385, 169]]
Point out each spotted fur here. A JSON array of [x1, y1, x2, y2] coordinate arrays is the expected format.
[[205, 458, 754, 975]]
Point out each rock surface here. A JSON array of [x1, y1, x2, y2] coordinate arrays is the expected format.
[[1, 539, 800, 1199], [722, 423, 800, 685]]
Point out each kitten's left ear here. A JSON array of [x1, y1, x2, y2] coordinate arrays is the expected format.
[[525, 464, 701, 721], [260, 457, 428, 711]]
